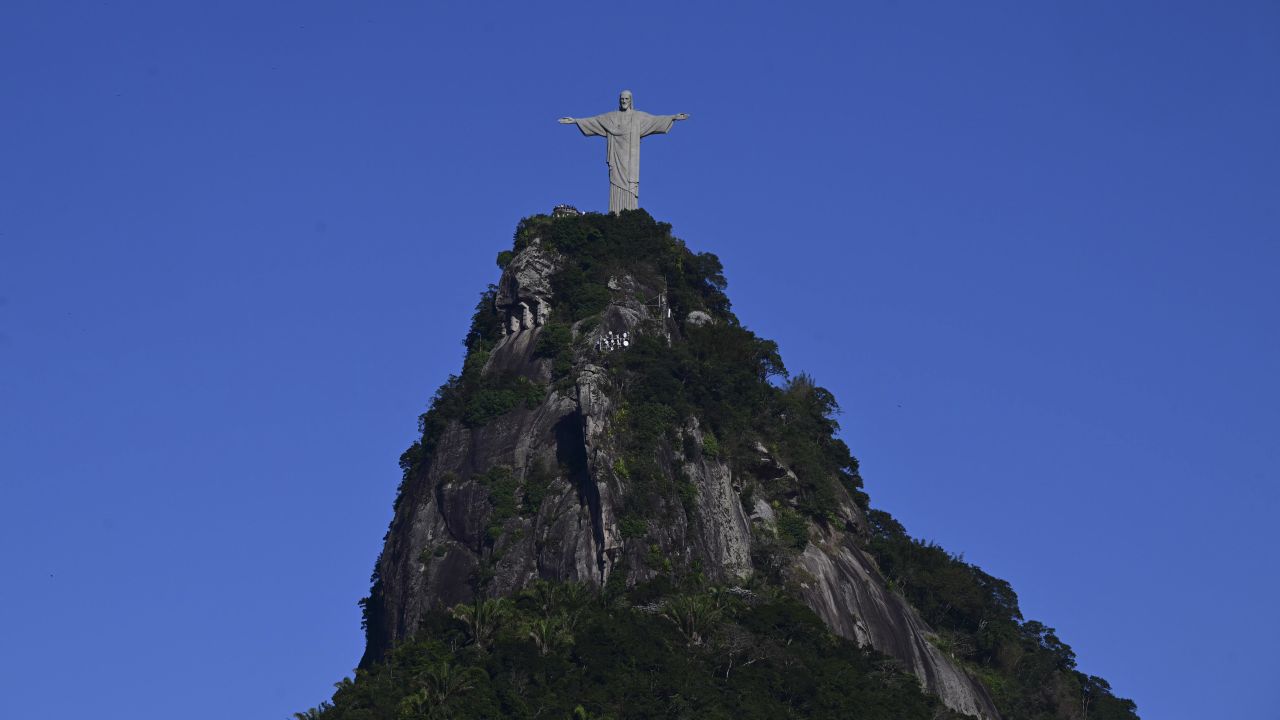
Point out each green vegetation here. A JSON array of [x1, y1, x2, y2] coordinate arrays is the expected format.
[[521, 459, 554, 515], [473, 462, 562, 544], [866, 509, 1138, 720], [775, 508, 810, 550], [514, 209, 730, 324], [617, 513, 647, 539], [462, 375, 544, 428], [476, 466, 519, 543], [533, 321, 574, 377], [700, 430, 720, 459], [306, 582, 954, 720]]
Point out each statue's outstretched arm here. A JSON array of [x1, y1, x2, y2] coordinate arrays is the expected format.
[[565, 114, 610, 137], [674, 113, 689, 121]]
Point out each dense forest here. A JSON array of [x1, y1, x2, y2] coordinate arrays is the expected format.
[[300, 211, 1137, 720]]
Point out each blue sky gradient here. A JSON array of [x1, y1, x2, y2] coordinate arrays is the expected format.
[[2, 2, 1277, 718]]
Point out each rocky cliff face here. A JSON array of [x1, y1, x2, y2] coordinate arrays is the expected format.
[[363, 228, 999, 719]]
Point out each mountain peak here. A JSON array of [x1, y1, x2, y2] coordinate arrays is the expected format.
[[313, 211, 1137, 720]]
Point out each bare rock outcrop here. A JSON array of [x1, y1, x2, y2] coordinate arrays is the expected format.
[[795, 529, 1000, 719], [495, 241, 560, 334]]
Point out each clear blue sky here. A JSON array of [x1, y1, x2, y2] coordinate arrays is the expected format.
[[2, 2, 1277, 718]]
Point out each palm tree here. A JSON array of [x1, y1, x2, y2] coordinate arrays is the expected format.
[[660, 594, 723, 648], [524, 614, 574, 656], [399, 661, 488, 720], [521, 580, 592, 618], [554, 581, 593, 613], [521, 579, 558, 617], [449, 597, 513, 651]]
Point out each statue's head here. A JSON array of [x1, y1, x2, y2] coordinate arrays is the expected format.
[[619, 90, 633, 111]]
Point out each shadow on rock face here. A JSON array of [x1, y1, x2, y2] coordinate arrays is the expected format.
[[554, 411, 602, 575]]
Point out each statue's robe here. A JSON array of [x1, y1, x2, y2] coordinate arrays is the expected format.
[[573, 110, 677, 213]]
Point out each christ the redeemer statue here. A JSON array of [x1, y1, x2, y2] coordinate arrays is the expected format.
[[559, 90, 689, 214]]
